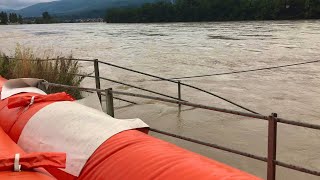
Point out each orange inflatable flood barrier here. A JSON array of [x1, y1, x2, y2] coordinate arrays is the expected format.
[[0, 126, 65, 180], [0, 76, 261, 180]]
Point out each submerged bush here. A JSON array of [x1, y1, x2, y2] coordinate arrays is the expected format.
[[0, 46, 86, 99]]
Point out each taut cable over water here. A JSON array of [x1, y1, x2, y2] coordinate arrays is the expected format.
[[155, 59, 320, 80]]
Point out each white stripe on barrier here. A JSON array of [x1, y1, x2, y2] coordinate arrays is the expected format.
[[18, 101, 149, 176], [1, 78, 46, 100]]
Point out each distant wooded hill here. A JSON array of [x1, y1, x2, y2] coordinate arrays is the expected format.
[[11, 0, 159, 18]]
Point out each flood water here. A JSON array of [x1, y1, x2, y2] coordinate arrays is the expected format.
[[1, 20, 320, 179]]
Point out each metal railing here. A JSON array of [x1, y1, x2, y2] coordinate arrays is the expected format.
[[9, 57, 320, 179], [8, 57, 259, 114], [97, 60, 260, 114], [40, 81, 320, 180]]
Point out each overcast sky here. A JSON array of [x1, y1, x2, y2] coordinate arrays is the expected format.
[[0, 0, 55, 10]]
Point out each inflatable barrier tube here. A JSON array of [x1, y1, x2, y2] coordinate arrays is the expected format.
[[0, 77, 261, 180], [0, 126, 58, 180], [0, 171, 55, 180]]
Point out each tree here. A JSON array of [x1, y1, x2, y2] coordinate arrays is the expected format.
[[0, 12, 8, 25], [8, 13, 22, 23], [9, 13, 19, 23], [8, 13, 12, 22], [36, 12, 54, 24], [42, 12, 51, 21], [18, 15, 23, 24]]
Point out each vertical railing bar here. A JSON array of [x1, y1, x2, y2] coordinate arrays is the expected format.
[[106, 88, 115, 117], [267, 113, 278, 180], [178, 80, 182, 110], [94, 59, 102, 103]]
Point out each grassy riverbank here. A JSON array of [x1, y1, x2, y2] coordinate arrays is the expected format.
[[0, 46, 85, 99]]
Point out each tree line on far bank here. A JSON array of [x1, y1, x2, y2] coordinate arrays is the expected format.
[[105, 0, 320, 23], [0, 12, 23, 24], [0, 11, 57, 25]]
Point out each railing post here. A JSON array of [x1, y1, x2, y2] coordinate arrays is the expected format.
[[106, 88, 114, 117], [37, 81, 47, 93], [94, 59, 101, 103], [178, 80, 182, 110], [267, 113, 278, 180]]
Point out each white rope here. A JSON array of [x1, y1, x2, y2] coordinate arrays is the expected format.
[[24, 96, 35, 111], [14, 153, 21, 172], [29, 96, 35, 106]]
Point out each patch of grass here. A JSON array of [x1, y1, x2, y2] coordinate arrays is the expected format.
[[0, 45, 86, 99]]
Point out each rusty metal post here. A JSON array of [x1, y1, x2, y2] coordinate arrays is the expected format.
[[178, 80, 182, 110], [106, 88, 114, 117], [37, 81, 47, 92], [267, 113, 278, 180], [94, 59, 101, 103]]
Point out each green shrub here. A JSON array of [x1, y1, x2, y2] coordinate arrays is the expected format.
[[0, 46, 86, 99]]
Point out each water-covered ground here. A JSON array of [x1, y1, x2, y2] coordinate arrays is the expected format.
[[1, 20, 320, 179]]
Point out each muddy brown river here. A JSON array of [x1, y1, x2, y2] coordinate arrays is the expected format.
[[1, 20, 320, 179]]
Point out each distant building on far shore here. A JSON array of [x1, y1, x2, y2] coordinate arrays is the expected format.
[[63, 18, 104, 23]]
